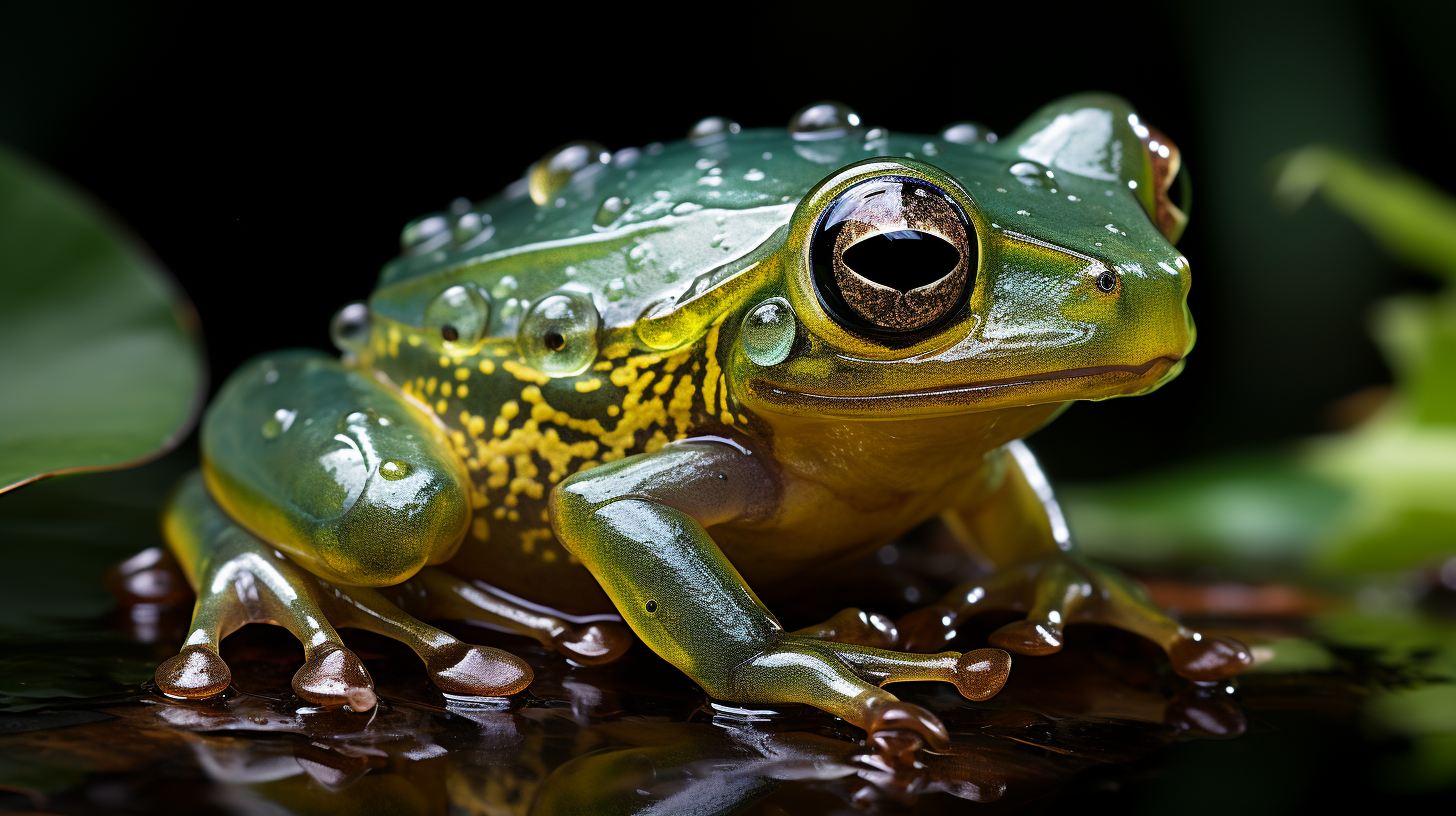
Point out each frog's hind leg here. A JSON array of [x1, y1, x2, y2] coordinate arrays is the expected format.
[[897, 441, 1252, 681], [156, 471, 377, 710], [379, 568, 633, 666], [156, 472, 532, 707]]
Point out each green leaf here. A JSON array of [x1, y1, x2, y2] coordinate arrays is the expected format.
[[1275, 147, 1456, 282], [0, 144, 203, 493], [1369, 295, 1456, 426], [1061, 453, 1344, 574]]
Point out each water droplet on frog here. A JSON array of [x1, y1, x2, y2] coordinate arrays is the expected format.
[[1010, 161, 1056, 189], [518, 291, 600, 377], [378, 460, 412, 481], [611, 147, 642, 167], [400, 214, 449, 253], [594, 196, 629, 228], [788, 101, 860, 140], [453, 211, 486, 243], [743, 169, 765, 182], [528, 140, 610, 206], [449, 197, 472, 216], [741, 297, 796, 366], [863, 127, 887, 141], [330, 302, 370, 356], [941, 121, 998, 144], [262, 408, 297, 439], [492, 276, 518, 299], [687, 116, 740, 145]]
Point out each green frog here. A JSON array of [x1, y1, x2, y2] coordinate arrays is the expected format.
[[153, 93, 1250, 749]]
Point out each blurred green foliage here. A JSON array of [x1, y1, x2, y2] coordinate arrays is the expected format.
[[1066, 150, 1456, 790]]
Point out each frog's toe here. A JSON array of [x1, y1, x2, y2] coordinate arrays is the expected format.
[[426, 642, 532, 696], [1166, 634, 1253, 682], [987, 619, 1063, 656], [155, 645, 232, 699], [293, 647, 376, 711], [551, 621, 633, 666], [954, 648, 1013, 701], [895, 604, 961, 653], [865, 699, 951, 753], [793, 607, 900, 649]]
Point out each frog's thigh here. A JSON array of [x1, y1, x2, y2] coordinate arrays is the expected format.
[[549, 441, 1011, 746], [200, 349, 472, 588], [157, 471, 376, 710], [900, 441, 1252, 681]]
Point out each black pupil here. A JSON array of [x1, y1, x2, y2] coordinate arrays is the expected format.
[[841, 230, 960, 292], [543, 330, 566, 351], [1097, 272, 1116, 292], [441, 325, 459, 342], [645, 600, 657, 613]]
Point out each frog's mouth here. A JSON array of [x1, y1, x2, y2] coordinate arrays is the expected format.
[[746, 355, 1182, 418]]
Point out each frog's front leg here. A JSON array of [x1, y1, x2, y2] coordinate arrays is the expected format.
[[898, 441, 1252, 681], [155, 350, 532, 706], [550, 439, 1012, 748]]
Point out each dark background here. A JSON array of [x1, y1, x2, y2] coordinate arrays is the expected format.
[[2, 0, 1452, 481]]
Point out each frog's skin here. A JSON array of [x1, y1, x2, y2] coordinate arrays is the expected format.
[[154, 94, 1251, 747]]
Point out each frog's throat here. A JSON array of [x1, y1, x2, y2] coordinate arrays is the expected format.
[[747, 355, 1181, 418]]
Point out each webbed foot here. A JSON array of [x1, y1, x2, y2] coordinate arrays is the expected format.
[[725, 638, 1011, 748], [898, 552, 1251, 681]]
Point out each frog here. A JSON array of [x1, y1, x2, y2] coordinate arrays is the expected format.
[[152, 93, 1251, 749]]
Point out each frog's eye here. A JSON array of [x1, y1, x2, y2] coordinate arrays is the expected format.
[[518, 291, 600, 377], [1140, 123, 1190, 244], [810, 178, 974, 335], [425, 284, 491, 350]]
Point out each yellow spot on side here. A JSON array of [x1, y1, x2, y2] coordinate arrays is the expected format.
[[456, 384, 469, 398], [503, 360, 551, 385], [574, 378, 602, 393], [471, 517, 489, 542], [455, 367, 470, 381], [441, 382, 453, 397], [501, 401, 520, 420], [436, 399, 449, 414], [478, 360, 496, 375]]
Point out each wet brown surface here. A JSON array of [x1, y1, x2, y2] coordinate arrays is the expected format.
[[0, 580, 1421, 816]]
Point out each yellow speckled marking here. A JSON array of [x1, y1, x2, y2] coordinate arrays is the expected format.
[[574, 378, 602, 393], [478, 360, 495, 375], [455, 368, 471, 381]]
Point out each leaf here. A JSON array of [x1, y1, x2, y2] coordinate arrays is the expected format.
[[1061, 453, 1344, 574], [1275, 147, 1456, 282], [1368, 295, 1456, 426], [0, 144, 203, 493]]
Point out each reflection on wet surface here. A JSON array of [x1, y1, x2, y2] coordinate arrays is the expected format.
[[1, 516, 1451, 815]]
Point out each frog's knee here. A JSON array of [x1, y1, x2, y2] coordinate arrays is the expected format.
[[202, 350, 472, 587]]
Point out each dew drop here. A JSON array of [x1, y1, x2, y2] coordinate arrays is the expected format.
[[788, 101, 860, 140], [687, 116, 740, 144], [528, 140, 610, 206], [741, 298, 796, 366], [941, 121, 998, 145]]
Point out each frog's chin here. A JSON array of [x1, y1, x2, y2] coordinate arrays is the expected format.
[[746, 356, 1183, 419]]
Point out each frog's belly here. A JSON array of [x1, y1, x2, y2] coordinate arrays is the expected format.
[[440, 473, 959, 616]]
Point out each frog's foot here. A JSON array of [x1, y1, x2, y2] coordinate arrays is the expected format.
[[158, 472, 532, 707], [792, 607, 899, 649], [897, 552, 1252, 681], [381, 568, 633, 667], [725, 638, 1012, 750]]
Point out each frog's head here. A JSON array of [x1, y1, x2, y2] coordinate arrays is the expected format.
[[736, 93, 1193, 424]]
